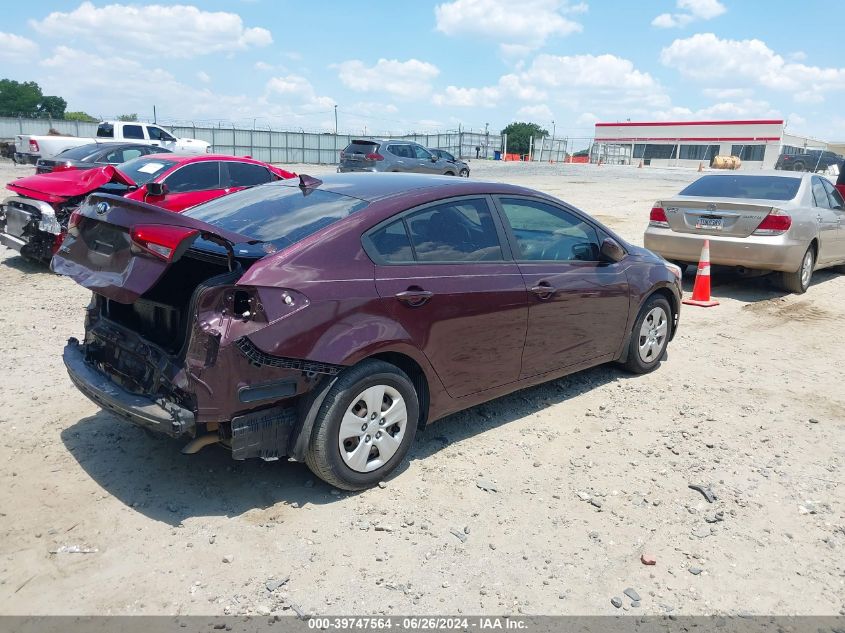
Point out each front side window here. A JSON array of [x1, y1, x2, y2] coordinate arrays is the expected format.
[[122, 124, 145, 140], [412, 145, 432, 160], [499, 198, 600, 262], [164, 162, 221, 193], [147, 126, 176, 142]]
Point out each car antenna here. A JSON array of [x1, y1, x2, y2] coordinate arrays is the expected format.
[[299, 174, 322, 190]]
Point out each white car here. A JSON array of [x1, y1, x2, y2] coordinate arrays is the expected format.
[[14, 120, 211, 164]]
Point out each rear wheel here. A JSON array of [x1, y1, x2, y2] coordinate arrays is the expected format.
[[305, 360, 418, 490], [781, 246, 814, 294], [621, 295, 672, 374], [792, 162, 805, 172]]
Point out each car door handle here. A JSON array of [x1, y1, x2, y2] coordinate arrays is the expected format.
[[395, 289, 433, 307], [530, 283, 555, 299]]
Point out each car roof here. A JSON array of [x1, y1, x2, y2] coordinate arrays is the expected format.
[[277, 172, 537, 203], [142, 153, 269, 165]]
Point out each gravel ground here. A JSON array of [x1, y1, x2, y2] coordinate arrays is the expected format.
[[0, 159, 843, 617]]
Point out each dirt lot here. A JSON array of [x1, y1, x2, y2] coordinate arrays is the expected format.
[[1, 160, 843, 617]]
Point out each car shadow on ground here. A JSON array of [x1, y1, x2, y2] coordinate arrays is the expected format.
[[1, 253, 51, 274], [60, 364, 629, 525], [682, 266, 841, 304]]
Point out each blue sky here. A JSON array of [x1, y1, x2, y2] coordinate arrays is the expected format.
[[0, 1, 842, 139]]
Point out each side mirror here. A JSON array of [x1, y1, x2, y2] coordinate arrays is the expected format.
[[430, 156, 438, 162], [600, 237, 626, 263], [146, 182, 168, 197]]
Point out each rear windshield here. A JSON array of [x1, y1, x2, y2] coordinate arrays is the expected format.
[[56, 144, 103, 161], [183, 182, 369, 250], [680, 175, 801, 201], [344, 141, 379, 155], [116, 157, 178, 185], [96, 123, 113, 138]]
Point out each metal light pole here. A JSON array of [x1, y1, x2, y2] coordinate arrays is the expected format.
[[334, 105, 338, 135]]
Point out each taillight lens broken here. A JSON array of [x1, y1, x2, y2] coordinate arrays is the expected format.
[[649, 206, 670, 228], [130, 225, 199, 261], [753, 209, 792, 235]]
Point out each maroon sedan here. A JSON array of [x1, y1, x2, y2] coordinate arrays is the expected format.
[[54, 173, 682, 490]]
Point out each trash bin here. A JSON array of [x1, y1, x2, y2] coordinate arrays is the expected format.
[[493, 150, 501, 160]]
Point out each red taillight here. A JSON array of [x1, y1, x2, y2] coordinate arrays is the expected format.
[[753, 209, 792, 235], [649, 206, 669, 228], [130, 225, 199, 261], [366, 152, 384, 161], [339, 151, 346, 159], [29, 139, 39, 152]]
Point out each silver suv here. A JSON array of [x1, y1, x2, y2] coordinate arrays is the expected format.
[[339, 139, 463, 175]]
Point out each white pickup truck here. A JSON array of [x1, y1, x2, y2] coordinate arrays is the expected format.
[[14, 120, 211, 164]]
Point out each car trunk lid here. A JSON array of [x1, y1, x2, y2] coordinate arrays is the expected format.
[[659, 197, 777, 238], [7, 165, 137, 204], [51, 193, 258, 304]]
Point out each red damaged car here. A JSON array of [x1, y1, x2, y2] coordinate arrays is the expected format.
[[0, 154, 295, 262], [55, 173, 682, 490]]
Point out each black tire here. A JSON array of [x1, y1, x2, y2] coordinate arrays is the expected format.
[[792, 162, 805, 172], [781, 246, 814, 294], [459, 168, 470, 178], [445, 171, 456, 176], [620, 295, 672, 374], [305, 359, 419, 491]]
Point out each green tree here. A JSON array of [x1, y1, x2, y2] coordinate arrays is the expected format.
[[501, 121, 549, 155], [117, 113, 138, 122], [37, 95, 67, 119], [0, 79, 43, 117], [64, 111, 98, 122]]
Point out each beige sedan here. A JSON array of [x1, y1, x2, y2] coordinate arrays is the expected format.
[[644, 171, 845, 293]]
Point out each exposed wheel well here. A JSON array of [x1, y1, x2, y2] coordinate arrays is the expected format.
[[369, 352, 430, 429], [445, 171, 455, 176], [808, 238, 818, 259]]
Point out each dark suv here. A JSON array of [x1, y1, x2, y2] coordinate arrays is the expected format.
[[775, 149, 843, 172], [339, 139, 462, 175]]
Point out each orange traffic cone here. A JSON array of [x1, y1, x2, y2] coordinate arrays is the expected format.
[[698, 162, 704, 172], [637, 160, 643, 168], [683, 240, 719, 307]]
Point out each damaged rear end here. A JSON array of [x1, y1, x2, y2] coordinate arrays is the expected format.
[[54, 191, 344, 461]]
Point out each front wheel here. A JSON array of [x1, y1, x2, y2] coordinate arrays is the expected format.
[[459, 168, 470, 177], [621, 295, 672, 374], [781, 246, 814, 294], [305, 360, 419, 490]]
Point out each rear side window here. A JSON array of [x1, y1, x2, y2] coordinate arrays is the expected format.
[[680, 175, 801, 201], [123, 125, 145, 140], [164, 162, 221, 192], [367, 220, 414, 263], [102, 147, 142, 164], [56, 144, 103, 161], [387, 144, 413, 159], [96, 123, 114, 138], [402, 198, 503, 263], [226, 162, 273, 187]]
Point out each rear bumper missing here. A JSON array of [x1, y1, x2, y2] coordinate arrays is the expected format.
[[63, 338, 196, 437]]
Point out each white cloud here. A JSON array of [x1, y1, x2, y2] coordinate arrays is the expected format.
[[517, 104, 554, 121], [335, 58, 440, 99], [661, 33, 845, 102], [30, 2, 272, 58], [196, 71, 211, 83], [0, 31, 38, 63], [254, 61, 274, 71], [652, 0, 725, 28], [787, 113, 807, 128], [433, 53, 666, 111], [701, 87, 752, 99], [435, 0, 583, 50], [265, 75, 335, 111]]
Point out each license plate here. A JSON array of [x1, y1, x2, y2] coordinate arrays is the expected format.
[[695, 217, 723, 230]]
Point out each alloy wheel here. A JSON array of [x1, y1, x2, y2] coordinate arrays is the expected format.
[[637, 307, 668, 363], [338, 385, 407, 473], [801, 249, 814, 288]]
